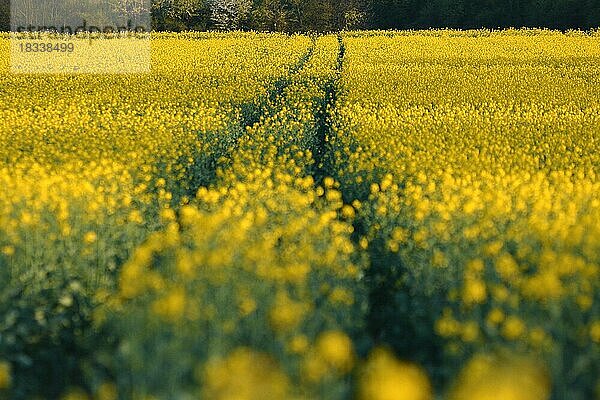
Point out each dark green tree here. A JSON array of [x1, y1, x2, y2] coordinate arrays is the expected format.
[[0, 0, 8, 31]]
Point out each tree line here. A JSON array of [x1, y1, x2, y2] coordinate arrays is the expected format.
[[1, 0, 599, 32]]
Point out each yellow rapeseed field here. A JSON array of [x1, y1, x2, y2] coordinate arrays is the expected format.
[[0, 29, 599, 400]]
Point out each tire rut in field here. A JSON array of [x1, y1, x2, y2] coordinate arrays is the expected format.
[[311, 34, 345, 184], [225, 38, 317, 155], [315, 34, 448, 382], [181, 41, 317, 200], [265, 38, 316, 112], [242, 37, 317, 128]]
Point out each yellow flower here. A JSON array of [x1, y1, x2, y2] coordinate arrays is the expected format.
[[576, 295, 592, 311], [502, 316, 526, 340], [268, 293, 307, 332], [486, 308, 505, 326], [590, 321, 600, 343], [160, 208, 176, 222], [202, 348, 289, 400], [492, 285, 510, 302], [326, 189, 343, 202], [432, 250, 447, 267], [175, 251, 195, 277], [341, 204, 356, 219], [152, 287, 186, 322], [288, 335, 309, 354], [522, 272, 563, 300], [316, 330, 355, 373], [61, 388, 90, 400], [238, 297, 257, 317], [323, 177, 335, 188], [127, 210, 144, 224], [435, 309, 460, 337], [495, 253, 519, 282], [83, 231, 97, 245], [358, 347, 432, 400], [359, 237, 369, 249], [329, 287, 354, 305], [449, 352, 550, 400], [463, 277, 487, 305], [179, 205, 200, 227], [530, 327, 548, 347], [96, 382, 117, 400], [303, 352, 329, 382], [1, 245, 14, 256], [0, 360, 11, 389], [466, 259, 485, 273], [461, 321, 480, 342]]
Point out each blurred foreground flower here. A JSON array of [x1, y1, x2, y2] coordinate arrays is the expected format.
[[201, 348, 290, 400], [316, 330, 355, 373], [357, 347, 432, 400], [449, 351, 550, 400], [0, 361, 11, 389]]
